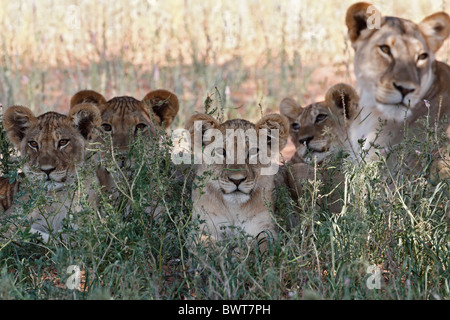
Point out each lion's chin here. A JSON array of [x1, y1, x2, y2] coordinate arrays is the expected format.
[[223, 191, 251, 204], [375, 101, 413, 121], [43, 180, 67, 191]]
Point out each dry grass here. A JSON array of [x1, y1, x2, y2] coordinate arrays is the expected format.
[[0, 0, 449, 301], [1, 1, 448, 119]]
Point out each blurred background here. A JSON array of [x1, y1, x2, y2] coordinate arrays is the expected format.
[[0, 0, 448, 129]]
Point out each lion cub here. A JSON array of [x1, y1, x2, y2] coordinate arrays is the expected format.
[[280, 83, 359, 165], [1, 104, 101, 241], [279, 83, 360, 213], [185, 113, 290, 252], [69, 89, 179, 192]]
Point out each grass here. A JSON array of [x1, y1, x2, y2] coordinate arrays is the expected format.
[[0, 0, 449, 300]]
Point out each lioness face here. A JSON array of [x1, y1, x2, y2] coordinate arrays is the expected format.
[[3, 105, 101, 188], [346, 2, 450, 121], [280, 83, 359, 164], [186, 113, 289, 204], [354, 18, 433, 118]]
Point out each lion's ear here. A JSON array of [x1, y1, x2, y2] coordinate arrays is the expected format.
[[70, 90, 107, 109], [185, 113, 220, 147], [3, 106, 38, 147], [325, 83, 359, 120], [279, 97, 303, 122], [142, 89, 179, 128], [419, 12, 450, 53], [255, 114, 290, 151], [346, 2, 377, 43], [68, 103, 102, 140]]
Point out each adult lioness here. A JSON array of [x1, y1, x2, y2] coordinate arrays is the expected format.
[[70, 89, 179, 193], [1, 104, 101, 241], [185, 113, 289, 252], [345, 2, 450, 159]]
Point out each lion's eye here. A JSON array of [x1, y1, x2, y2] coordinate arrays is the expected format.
[[417, 53, 428, 61], [291, 123, 300, 130], [135, 123, 147, 131], [102, 123, 112, 132], [28, 141, 38, 149], [315, 114, 328, 123], [58, 139, 70, 148], [379, 45, 391, 55]]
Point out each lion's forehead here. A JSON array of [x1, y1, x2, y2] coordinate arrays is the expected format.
[[218, 120, 274, 149], [27, 113, 75, 141], [36, 112, 67, 126], [377, 17, 427, 47], [219, 119, 255, 132], [100, 97, 152, 125], [215, 119, 258, 144], [298, 103, 329, 125], [383, 16, 417, 33]]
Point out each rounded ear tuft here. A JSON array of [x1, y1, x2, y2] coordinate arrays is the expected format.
[[3, 106, 37, 146], [185, 113, 220, 147], [142, 89, 179, 128], [346, 2, 376, 43], [279, 97, 302, 121], [419, 12, 450, 53], [325, 83, 359, 120], [70, 90, 107, 109], [255, 113, 290, 151], [68, 103, 102, 140]]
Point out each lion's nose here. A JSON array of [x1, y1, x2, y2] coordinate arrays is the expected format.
[[118, 155, 127, 168], [393, 82, 415, 98], [299, 136, 313, 146], [229, 177, 246, 187], [41, 166, 56, 179]]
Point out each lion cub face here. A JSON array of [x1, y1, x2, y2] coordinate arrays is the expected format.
[[70, 89, 179, 156], [346, 2, 450, 120], [186, 113, 289, 204], [280, 83, 359, 164], [3, 104, 101, 187]]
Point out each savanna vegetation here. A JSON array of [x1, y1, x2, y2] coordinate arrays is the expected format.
[[0, 0, 448, 300]]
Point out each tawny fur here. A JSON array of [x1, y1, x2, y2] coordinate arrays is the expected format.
[[345, 2, 450, 163], [185, 113, 289, 253], [280, 83, 359, 214], [70, 89, 179, 194], [1, 104, 101, 241], [280, 83, 359, 164]]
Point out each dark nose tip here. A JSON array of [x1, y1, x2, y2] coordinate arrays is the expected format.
[[41, 167, 56, 178], [229, 177, 246, 187], [118, 155, 126, 168], [393, 83, 415, 98], [299, 136, 313, 146]]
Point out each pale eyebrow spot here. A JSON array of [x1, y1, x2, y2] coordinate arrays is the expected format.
[[384, 35, 396, 47], [390, 37, 396, 46], [411, 38, 424, 52]]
